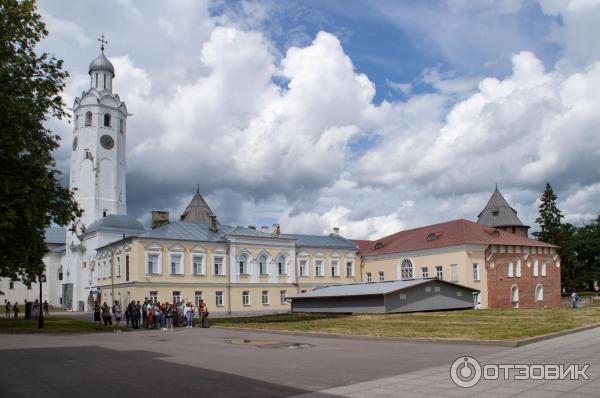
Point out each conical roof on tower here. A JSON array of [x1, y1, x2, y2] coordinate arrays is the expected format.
[[180, 190, 218, 225], [477, 185, 526, 228]]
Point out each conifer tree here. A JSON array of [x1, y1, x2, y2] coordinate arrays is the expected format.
[[533, 182, 563, 244]]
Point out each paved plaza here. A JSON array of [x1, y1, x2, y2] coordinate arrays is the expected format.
[[0, 323, 598, 397]]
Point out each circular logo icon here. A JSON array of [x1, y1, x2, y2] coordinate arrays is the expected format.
[[450, 356, 482, 388]]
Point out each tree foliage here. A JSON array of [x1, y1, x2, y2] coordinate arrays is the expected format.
[[0, 0, 80, 282], [533, 182, 563, 244]]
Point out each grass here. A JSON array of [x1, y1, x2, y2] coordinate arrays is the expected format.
[[0, 317, 126, 334], [212, 305, 600, 341]]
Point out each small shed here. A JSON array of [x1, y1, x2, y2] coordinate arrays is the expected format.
[[290, 279, 479, 314]]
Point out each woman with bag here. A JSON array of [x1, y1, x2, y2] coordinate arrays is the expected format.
[[199, 299, 209, 328]]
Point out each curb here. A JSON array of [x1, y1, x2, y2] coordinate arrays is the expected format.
[[212, 322, 600, 348]]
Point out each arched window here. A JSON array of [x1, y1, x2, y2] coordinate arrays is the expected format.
[[259, 255, 267, 275], [426, 233, 437, 241], [515, 259, 521, 277], [119, 118, 125, 133], [238, 254, 248, 275], [85, 111, 92, 126], [400, 259, 413, 280], [104, 113, 111, 127], [277, 255, 286, 275], [535, 284, 543, 302], [541, 261, 547, 276], [508, 262, 514, 277], [511, 285, 519, 308]]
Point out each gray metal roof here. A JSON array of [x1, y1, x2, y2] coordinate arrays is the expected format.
[[226, 226, 287, 239], [477, 186, 526, 227], [86, 214, 145, 235], [49, 245, 66, 253], [138, 221, 224, 242], [45, 227, 66, 244], [281, 233, 357, 249], [89, 51, 115, 75], [289, 278, 479, 299]]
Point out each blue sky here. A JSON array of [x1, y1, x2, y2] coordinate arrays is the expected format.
[[39, 0, 600, 238]]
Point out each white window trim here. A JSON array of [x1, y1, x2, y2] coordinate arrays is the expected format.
[[473, 263, 480, 281], [533, 258, 539, 277], [238, 253, 249, 275], [330, 259, 340, 277], [168, 251, 184, 275], [116, 256, 121, 277], [421, 267, 429, 279], [508, 262, 514, 278], [298, 258, 309, 277], [242, 291, 250, 306], [191, 254, 206, 276], [515, 259, 522, 278], [213, 255, 225, 276], [366, 272, 372, 282], [345, 260, 355, 277], [277, 255, 287, 276], [541, 261, 547, 277], [399, 258, 414, 280], [315, 258, 324, 277], [262, 290, 270, 305], [535, 284, 544, 302], [215, 291, 224, 307], [258, 255, 269, 275]]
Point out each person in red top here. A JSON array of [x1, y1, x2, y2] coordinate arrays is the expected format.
[[199, 299, 209, 328]]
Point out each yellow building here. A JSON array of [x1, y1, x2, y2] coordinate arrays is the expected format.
[[93, 192, 358, 314]]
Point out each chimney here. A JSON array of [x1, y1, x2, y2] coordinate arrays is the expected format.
[[272, 223, 281, 237], [261, 225, 269, 233], [209, 215, 218, 232], [248, 225, 256, 230], [151, 210, 169, 229], [333, 227, 340, 235]]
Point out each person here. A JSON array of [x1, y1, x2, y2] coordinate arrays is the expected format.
[[124, 304, 130, 328], [112, 301, 122, 330], [165, 303, 173, 330], [43, 300, 49, 316], [93, 301, 102, 330], [142, 299, 148, 329], [184, 302, 194, 328], [173, 302, 180, 328], [32, 299, 39, 318], [128, 300, 138, 329], [13, 301, 19, 319], [136, 301, 142, 328], [572, 291, 580, 309], [199, 299, 209, 328], [101, 302, 112, 327], [5, 300, 10, 318]]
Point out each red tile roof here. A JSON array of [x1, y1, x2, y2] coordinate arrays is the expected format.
[[351, 219, 556, 257]]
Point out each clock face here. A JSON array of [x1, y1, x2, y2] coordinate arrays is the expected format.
[[72, 136, 78, 151], [100, 134, 114, 150]]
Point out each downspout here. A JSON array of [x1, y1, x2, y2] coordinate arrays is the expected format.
[[360, 256, 365, 282], [110, 248, 115, 306], [226, 241, 231, 315]]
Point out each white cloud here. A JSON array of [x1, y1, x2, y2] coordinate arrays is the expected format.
[[42, 12, 91, 47]]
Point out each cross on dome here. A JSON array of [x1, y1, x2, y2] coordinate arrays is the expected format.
[[98, 34, 108, 52]]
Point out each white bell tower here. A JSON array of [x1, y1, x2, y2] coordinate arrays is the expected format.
[[69, 35, 128, 230]]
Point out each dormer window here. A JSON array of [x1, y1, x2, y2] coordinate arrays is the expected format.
[[492, 210, 499, 216], [426, 233, 437, 241], [374, 242, 384, 249], [492, 229, 500, 236]]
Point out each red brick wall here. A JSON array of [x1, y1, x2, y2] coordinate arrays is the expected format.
[[485, 248, 561, 309]]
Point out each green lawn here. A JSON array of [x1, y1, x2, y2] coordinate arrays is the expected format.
[[212, 305, 600, 341], [0, 317, 125, 334]]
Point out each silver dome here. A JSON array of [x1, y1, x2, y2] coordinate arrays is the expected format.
[[89, 52, 115, 75]]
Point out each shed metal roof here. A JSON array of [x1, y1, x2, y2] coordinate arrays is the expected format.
[[289, 278, 479, 299], [281, 233, 357, 249]]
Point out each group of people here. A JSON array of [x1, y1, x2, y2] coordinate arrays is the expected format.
[[4, 299, 49, 319], [92, 298, 209, 331]]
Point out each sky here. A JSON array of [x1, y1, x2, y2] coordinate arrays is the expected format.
[[38, 0, 600, 239]]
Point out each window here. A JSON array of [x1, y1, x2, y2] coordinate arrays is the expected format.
[[436, 266, 443, 279], [450, 264, 458, 282], [535, 284, 544, 302], [84, 149, 91, 159], [492, 210, 499, 216], [456, 291, 463, 297], [116, 256, 121, 277], [214, 256, 224, 275], [508, 262, 514, 277], [473, 264, 480, 281], [192, 255, 204, 275], [515, 259, 522, 277], [95, 73, 98, 88], [400, 259, 413, 280], [259, 255, 267, 275], [434, 286, 441, 292], [277, 255, 286, 275], [149, 291, 158, 303], [280, 290, 287, 304], [533, 258, 539, 277], [215, 291, 224, 306], [119, 119, 125, 133], [239, 254, 248, 275], [58, 271, 63, 281], [194, 291, 203, 306], [125, 255, 130, 282], [242, 291, 250, 306], [399, 293, 407, 300], [9, 281, 14, 289], [103, 113, 111, 127], [346, 261, 354, 277], [541, 261, 547, 277], [378, 271, 385, 282], [421, 267, 429, 278], [330, 260, 339, 277], [426, 233, 437, 241], [147, 254, 159, 274], [315, 259, 323, 277], [103, 74, 106, 89], [170, 254, 182, 275], [262, 290, 269, 305], [108, 259, 112, 277], [172, 291, 181, 303], [425, 286, 431, 293], [366, 272, 372, 282], [299, 259, 308, 277], [511, 285, 519, 308]]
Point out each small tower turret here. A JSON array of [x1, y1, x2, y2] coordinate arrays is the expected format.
[[477, 185, 529, 237]]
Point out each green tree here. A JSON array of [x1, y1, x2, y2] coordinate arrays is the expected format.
[[0, 0, 80, 282], [533, 182, 563, 244]]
